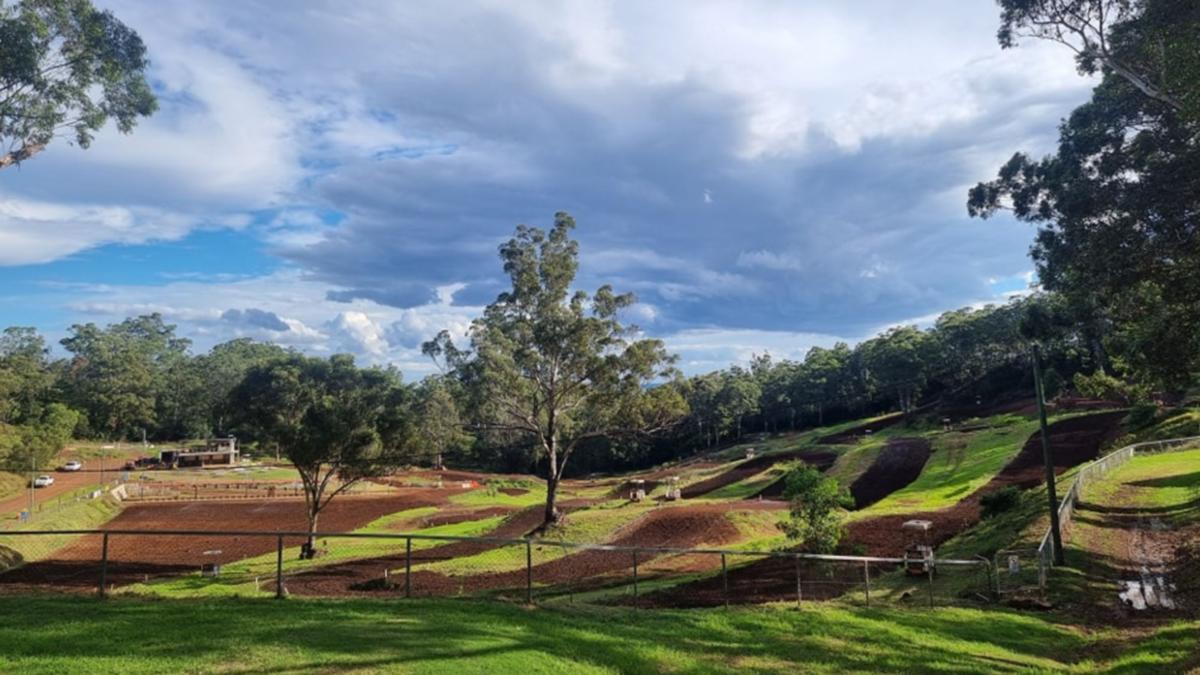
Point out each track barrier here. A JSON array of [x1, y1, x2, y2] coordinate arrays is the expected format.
[[0, 527, 994, 609]]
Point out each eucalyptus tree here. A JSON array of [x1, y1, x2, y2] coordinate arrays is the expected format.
[[415, 378, 470, 470], [230, 354, 415, 557], [0, 0, 157, 169], [973, 0, 1200, 393], [423, 212, 681, 527]]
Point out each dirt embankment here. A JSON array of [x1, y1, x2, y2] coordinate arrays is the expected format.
[[848, 438, 933, 509], [681, 451, 836, 499]]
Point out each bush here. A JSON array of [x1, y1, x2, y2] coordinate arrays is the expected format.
[[1072, 371, 1146, 405], [778, 466, 853, 553], [1127, 401, 1159, 430], [980, 486, 1021, 519]]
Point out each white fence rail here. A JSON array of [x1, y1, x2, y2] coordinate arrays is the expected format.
[[1036, 435, 1200, 577]]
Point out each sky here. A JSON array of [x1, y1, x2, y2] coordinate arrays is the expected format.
[[0, 1, 1094, 377]]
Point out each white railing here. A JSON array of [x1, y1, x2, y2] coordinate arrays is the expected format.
[[1036, 435, 1200, 578]]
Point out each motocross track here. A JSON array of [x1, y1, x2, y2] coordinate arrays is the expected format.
[[641, 410, 1126, 607], [680, 451, 837, 499], [284, 502, 781, 597], [0, 489, 467, 590]]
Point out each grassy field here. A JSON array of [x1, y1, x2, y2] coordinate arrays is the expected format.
[[0, 595, 1195, 674]]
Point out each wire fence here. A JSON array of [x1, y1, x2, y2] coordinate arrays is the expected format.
[[0, 528, 995, 609], [1035, 435, 1200, 578]]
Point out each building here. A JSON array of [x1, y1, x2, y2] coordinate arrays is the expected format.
[[160, 437, 239, 468]]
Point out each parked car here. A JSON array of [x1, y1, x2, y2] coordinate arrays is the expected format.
[[60, 460, 83, 472], [32, 475, 54, 488]]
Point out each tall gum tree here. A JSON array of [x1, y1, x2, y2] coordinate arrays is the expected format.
[[424, 212, 682, 528]]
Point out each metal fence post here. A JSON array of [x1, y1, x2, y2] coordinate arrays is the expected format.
[[927, 553, 935, 608], [863, 560, 870, 608], [98, 532, 109, 598], [632, 550, 639, 605], [275, 534, 284, 599], [795, 555, 802, 608], [721, 552, 729, 608], [525, 538, 533, 604], [405, 537, 412, 599]]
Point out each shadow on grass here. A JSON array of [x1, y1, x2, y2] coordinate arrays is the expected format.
[[0, 595, 1089, 674]]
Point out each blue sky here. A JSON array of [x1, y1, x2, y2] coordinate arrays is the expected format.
[[0, 1, 1093, 376]]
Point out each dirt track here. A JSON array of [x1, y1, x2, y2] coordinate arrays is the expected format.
[[818, 414, 904, 444], [286, 502, 779, 598], [849, 438, 932, 508], [0, 489, 467, 589], [680, 450, 836, 499]]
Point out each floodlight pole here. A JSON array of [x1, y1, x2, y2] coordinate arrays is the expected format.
[[1032, 344, 1065, 566]]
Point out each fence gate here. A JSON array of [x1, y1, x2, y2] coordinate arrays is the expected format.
[[994, 548, 1044, 598]]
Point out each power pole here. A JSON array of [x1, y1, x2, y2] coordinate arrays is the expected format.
[[1032, 344, 1065, 565]]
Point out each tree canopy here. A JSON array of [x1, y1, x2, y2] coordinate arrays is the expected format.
[[0, 0, 157, 169]]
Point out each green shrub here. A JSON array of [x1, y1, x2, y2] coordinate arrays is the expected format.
[[980, 486, 1020, 519], [1127, 401, 1159, 430]]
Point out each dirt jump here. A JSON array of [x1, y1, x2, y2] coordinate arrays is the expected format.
[[849, 438, 933, 508], [286, 502, 777, 598], [681, 450, 837, 499]]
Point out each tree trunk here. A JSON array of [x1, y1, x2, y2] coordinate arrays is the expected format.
[[0, 143, 46, 170], [542, 434, 562, 527], [303, 507, 319, 560]]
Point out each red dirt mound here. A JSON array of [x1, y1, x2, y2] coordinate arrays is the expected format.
[[750, 452, 838, 500], [681, 450, 835, 499], [415, 506, 516, 528], [497, 488, 528, 497], [818, 414, 904, 444], [288, 502, 763, 598], [849, 438, 933, 508]]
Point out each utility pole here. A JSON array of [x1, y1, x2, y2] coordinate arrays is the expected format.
[[1032, 344, 1065, 565], [28, 455, 35, 520]]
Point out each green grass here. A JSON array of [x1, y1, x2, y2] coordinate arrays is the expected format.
[[0, 471, 23, 502], [0, 595, 1195, 673], [449, 486, 547, 508], [1053, 446, 1200, 610], [0, 497, 121, 564]]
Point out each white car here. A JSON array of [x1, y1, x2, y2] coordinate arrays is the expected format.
[[61, 460, 83, 472], [32, 475, 55, 488]]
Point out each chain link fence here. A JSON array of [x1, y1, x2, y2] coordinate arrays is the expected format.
[[0, 528, 994, 609]]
